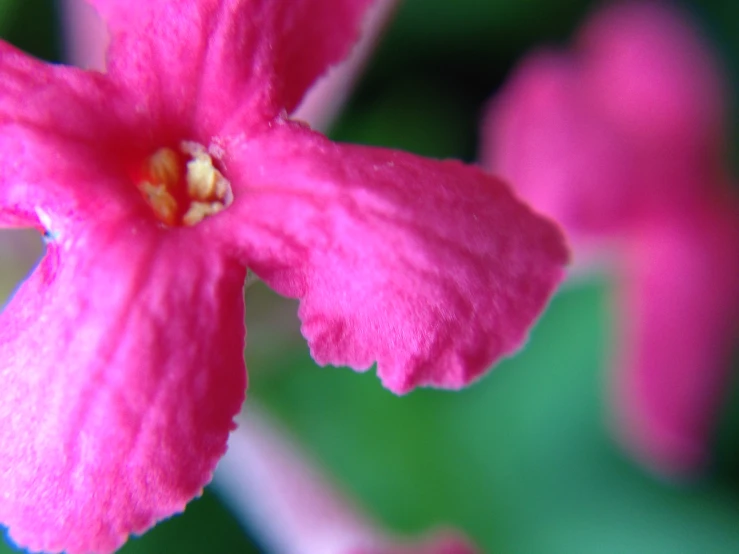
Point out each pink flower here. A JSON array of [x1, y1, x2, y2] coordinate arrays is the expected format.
[[482, 1, 739, 476], [215, 408, 479, 554], [0, 0, 567, 552]]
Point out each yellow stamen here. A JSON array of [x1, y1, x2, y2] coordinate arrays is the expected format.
[[137, 142, 233, 227], [182, 201, 225, 226], [148, 148, 181, 186], [138, 182, 178, 226]]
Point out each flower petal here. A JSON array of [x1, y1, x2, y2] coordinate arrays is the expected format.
[[215, 122, 568, 394], [481, 0, 737, 478], [481, 51, 635, 241], [0, 223, 247, 553], [611, 205, 739, 475], [482, 1, 729, 242], [577, 1, 727, 162], [0, 41, 145, 229], [85, 0, 374, 134]]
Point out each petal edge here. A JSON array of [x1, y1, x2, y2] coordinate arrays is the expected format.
[[218, 124, 568, 393]]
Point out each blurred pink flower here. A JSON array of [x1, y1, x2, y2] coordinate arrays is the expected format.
[[0, 0, 567, 552], [215, 408, 478, 554], [482, 0, 739, 477]]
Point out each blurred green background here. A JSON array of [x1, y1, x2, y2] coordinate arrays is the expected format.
[[1, 0, 738, 553]]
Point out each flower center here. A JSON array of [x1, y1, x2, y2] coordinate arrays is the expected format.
[[136, 141, 233, 226]]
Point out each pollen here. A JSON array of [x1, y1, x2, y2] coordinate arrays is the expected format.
[[137, 141, 233, 227]]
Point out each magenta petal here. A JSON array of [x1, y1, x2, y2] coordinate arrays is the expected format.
[[482, 2, 729, 241], [577, 1, 727, 162], [0, 41, 144, 229], [217, 123, 568, 394], [481, 51, 635, 240], [0, 224, 247, 553], [612, 205, 739, 475], [481, 0, 737, 477], [86, 0, 374, 133], [0, 41, 120, 140]]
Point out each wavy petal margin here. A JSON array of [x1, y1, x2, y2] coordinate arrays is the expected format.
[[215, 122, 568, 394]]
